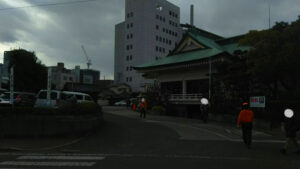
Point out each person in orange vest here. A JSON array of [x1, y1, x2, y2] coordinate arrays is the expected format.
[[237, 102, 254, 149], [139, 98, 147, 118]]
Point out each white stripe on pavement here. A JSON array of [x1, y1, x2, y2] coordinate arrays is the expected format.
[[0, 161, 96, 167], [17, 155, 105, 160]]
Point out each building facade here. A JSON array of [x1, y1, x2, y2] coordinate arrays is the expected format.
[[50, 63, 76, 90], [50, 63, 100, 90], [114, 0, 183, 92], [135, 26, 249, 105]]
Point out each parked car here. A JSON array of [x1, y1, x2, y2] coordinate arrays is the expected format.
[[114, 100, 127, 106], [0, 92, 36, 107], [34, 90, 94, 108]]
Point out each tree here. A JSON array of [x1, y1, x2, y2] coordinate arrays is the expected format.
[[239, 16, 300, 99], [8, 49, 47, 92]]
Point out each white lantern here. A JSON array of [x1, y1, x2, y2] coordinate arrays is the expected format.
[[284, 109, 294, 118], [201, 98, 209, 105]]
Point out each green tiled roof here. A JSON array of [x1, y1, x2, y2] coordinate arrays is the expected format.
[[188, 31, 224, 50], [221, 43, 251, 55], [135, 48, 223, 69], [135, 27, 249, 70]]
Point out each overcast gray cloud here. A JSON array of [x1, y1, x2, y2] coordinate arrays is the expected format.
[[0, 0, 299, 79]]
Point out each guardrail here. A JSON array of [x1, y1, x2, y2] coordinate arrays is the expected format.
[[169, 94, 203, 104]]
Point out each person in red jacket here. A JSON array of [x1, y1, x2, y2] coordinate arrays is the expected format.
[[139, 98, 147, 118], [237, 102, 254, 149]]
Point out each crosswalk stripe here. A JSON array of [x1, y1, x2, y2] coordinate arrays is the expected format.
[[17, 155, 105, 160], [0, 161, 96, 167]]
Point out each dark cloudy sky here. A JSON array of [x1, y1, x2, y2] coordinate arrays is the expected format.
[[0, 0, 299, 79]]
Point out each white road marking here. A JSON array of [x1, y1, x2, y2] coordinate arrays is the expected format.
[[0, 153, 252, 161], [17, 155, 105, 160], [0, 161, 96, 167]]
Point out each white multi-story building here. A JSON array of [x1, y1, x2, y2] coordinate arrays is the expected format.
[[114, 0, 183, 92]]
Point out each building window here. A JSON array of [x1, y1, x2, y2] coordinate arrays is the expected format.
[[156, 15, 159, 19], [130, 66, 133, 71], [129, 77, 132, 82], [126, 55, 129, 61], [163, 17, 165, 22], [127, 13, 130, 18], [126, 77, 128, 82], [156, 5, 163, 11], [127, 24, 129, 29], [163, 28, 165, 32], [130, 23, 133, 27], [159, 37, 162, 42], [130, 34, 133, 38], [156, 25, 159, 30], [156, 36, 159, 41], [130, 55, 133, 60], [131, 12, 133, 17]]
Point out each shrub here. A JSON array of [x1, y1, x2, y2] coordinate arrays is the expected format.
[[58, 102, 102, 116], [151, 105, 166, 115], [0, 102, 102, 116]]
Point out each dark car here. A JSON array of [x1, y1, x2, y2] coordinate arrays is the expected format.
[[0, 92, 36, 107]]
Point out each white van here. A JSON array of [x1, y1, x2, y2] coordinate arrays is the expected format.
[[34, 90, 93, 108]]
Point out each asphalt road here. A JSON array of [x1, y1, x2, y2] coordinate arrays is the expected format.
[[0, 106, 299, 169]]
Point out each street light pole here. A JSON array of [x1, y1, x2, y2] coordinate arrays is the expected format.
[[268, 0, 271, 29]]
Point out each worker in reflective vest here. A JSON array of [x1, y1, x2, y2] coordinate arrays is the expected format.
[[237, 102, 254, 149]]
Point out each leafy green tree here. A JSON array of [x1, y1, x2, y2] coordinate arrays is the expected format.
[[240, 16, 300, 99], [8, 49, 47, 92]]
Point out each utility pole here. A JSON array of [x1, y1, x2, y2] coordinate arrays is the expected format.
[[10, 65, 14, 106], [47, 67, 52, 106], [209, 57, 212, 101]]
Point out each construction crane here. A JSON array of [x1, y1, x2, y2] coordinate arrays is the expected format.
[[81, 45, 92, 69]]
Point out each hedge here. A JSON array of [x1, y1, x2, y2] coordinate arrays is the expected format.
[[0, 102, 103, 116]]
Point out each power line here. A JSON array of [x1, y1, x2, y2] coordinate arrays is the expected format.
[[0, 0, 98, 11]]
